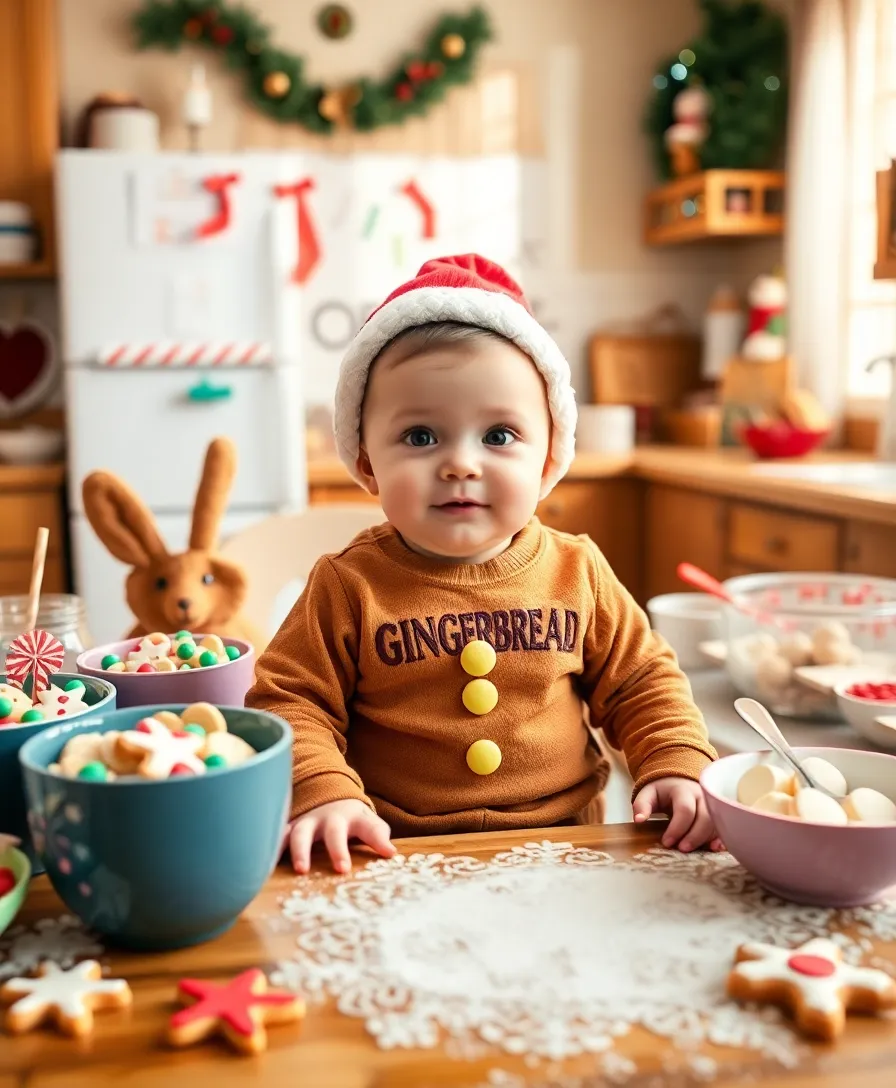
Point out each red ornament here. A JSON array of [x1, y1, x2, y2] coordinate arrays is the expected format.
[[212, 24, 235, 45], [787, 954, 837, 978], [0, 867, 15, 896], [425, 61, 443, 79], [406, 61, 428, 82], [395, 82, 414, 102]]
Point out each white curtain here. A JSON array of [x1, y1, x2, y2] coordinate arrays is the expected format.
[[784, 0, 850, 425]]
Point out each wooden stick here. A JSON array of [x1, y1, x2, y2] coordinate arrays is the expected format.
[[25, 526, 49, 633]]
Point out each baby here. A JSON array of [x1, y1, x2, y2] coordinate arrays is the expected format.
[[247, 254, 720, 874]]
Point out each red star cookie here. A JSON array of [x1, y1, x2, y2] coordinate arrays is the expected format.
[[167, 968, 305, 1054]]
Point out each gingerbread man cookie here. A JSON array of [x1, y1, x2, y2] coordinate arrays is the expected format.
[[167, 968, 305, 1054], [727, 937, 896, 1041], [36, 681, 89, 720], [1, 960, 132, 1037]]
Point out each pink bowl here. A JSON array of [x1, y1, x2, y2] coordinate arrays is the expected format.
[[700, 747, 896, 907], [77, 636, 255, 710]]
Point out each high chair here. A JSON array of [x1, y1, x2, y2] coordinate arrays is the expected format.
[[219, 504, 384, 645]]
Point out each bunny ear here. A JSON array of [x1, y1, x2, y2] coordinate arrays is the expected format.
[[190, 437, 236, 551], [82, 471, 167, 568]]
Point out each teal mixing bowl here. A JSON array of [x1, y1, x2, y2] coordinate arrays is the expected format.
[[0, 673, 116, 860], [18, 704, 291, 950]]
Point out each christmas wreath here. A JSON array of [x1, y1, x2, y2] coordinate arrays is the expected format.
[[133, 1, 492, 133], [644, 0, 788, 180]]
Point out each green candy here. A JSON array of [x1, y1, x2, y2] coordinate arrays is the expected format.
[[64, 679, 86, 694], [176, 641, 196, 661], [179, 664, 191, 671], [224, 645, 241, 661], [175, 629, 192, 639], [183, 723, 206, 737], [198, 650, 218, 668], [78, 761, 107, 782], [204, 754, 227, 769], [20, 708, 44, 723], [0, 696, 12, 718], [101, 654, 120, 669]]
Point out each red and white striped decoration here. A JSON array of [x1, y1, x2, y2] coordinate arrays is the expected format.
[[96, 342, 273, 368], [5, 629, 65, 699]]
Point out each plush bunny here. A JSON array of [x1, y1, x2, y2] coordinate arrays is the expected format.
[[82, 437, 262, 645]]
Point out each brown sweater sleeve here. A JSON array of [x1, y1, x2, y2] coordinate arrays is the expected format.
[[579, 541, 717, 797], [244, 556, 373, 820]]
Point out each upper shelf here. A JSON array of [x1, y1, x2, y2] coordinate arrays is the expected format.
[[644, 169, 785, 246]]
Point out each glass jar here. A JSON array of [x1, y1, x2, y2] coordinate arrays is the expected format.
[[0, 594, 94, 676], [722, 572, 896, 719]]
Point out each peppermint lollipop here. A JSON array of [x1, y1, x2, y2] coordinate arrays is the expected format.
[[5, 629, 65, 700]]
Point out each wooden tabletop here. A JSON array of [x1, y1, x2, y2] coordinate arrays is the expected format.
[[2, 823, 895, 1088]]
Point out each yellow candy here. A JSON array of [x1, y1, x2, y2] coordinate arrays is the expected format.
[[462, 678, 498, 715], [466, 739, 502, 776], [460, 639, 496, 678]]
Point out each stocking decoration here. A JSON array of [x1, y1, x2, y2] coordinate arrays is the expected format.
[[6, 629, 65, 701], [196, 173, 242, 239], [399, 179, 437, 239], [273, 178, 321, 284]]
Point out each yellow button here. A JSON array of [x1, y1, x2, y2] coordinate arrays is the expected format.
[[460, 639, 497, 677], [466, 738, 502, 775], [462, 678, 498, 715]]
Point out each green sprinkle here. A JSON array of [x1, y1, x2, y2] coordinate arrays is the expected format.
[[179, 664, 192, 671], [20, 708, 44, 723], [198, 650, 218, 668], [183, 723, 206, 737], [204, 754, 227, 769], [78, 761, 108, 781], [101, 654, 120, 669], [0, 696, 12, 717], [64, 679, 86, 693], [224, 645, 241, 661], [176, 642, 196, 661], [175, 629, 192, 639]]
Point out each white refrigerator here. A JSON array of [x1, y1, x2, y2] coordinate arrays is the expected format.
[[56, 151, 308, 642]]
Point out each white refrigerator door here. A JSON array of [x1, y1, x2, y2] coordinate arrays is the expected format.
[[65, 366, 305, 515], [55, 150, 305, 364], [71, 510, 269, 644]]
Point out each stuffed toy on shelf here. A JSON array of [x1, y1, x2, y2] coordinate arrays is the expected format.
[[82, 437, 262, 645]]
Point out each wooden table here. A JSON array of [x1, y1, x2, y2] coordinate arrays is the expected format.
[[2, 824, 896, 1088]]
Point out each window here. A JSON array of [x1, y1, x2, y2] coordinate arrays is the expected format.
[[847, 0, 896, 400]]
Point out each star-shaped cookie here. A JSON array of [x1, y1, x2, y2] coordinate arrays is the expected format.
[[727, 937, 896, 1040], [167, 968, 305, 1054], [1, 960, 132, 1037]]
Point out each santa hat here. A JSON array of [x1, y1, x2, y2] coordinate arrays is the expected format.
[[333, 253, 577, 499]]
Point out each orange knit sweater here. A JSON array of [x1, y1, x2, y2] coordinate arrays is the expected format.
[[246, 519, 717, 836]]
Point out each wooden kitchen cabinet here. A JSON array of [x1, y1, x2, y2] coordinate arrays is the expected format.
[[728, 503, 840, 573], [843, 520, 896, 578], [644, 485, 726, 600]]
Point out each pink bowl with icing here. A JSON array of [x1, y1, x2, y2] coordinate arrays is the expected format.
[[700, 747, 896, 908]]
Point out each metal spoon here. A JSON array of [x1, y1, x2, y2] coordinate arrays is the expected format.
[[733, 697, 836, 798]]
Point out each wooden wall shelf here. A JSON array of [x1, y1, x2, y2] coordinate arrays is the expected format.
[[644, 169, 785, 246]]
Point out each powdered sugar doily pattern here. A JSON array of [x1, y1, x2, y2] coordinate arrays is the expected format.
[[270, 843, 896, 1077], [0, 915, 104, 981]]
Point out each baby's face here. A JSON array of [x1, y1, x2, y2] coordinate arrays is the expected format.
[[359, 336, 551, 563]]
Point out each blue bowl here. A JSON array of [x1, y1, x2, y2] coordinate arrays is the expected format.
[[19, 705, 291, 950], [0, 673, 116, 860]]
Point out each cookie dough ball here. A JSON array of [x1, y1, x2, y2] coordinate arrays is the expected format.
[[754, 652, 793, 695], [735, 632, 779, 665], [792, 787, 849, 825], [811, 621, 854, 665], [795, 756, 848, 799], [812, 639, 860, 667], [751, 791, 795, 816], [778, 632, 814, 668], [737, 763, 796, 807], [841, 788, 896, 823]]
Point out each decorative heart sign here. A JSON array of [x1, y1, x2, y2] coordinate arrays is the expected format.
[[0, 323, 58, 419]]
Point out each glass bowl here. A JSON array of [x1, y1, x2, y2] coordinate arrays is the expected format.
[[722, 572, 896, 719]]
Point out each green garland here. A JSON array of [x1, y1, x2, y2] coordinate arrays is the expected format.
[[133, 0, 492, 134], [644, 0, 788, 180]]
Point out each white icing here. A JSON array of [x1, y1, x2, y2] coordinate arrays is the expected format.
[[37, 683, 89, 720], [3, 960, 129, 1022], [119, 717, 205, 777], [733, 938, 895, 1015]]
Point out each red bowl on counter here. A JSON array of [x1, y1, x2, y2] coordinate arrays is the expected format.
[[741, 422, 830, 460]]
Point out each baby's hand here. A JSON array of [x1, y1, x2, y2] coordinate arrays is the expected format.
[[284, 799, 396, 874], [632, 776, 724, 853]]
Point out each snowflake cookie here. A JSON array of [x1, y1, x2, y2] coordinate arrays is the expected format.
[[1, 960, 132, 1036]]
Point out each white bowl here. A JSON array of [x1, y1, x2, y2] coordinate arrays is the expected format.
[[646, 592, 722, 670], [0, 427, 64, 465], [834, 683, 896, 750]]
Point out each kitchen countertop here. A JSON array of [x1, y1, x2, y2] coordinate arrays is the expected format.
[[308, 447, 896, 523]]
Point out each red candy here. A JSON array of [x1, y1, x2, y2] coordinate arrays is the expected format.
[[136, 663, 155, 674], [136, 720, 153, 734], [170, 763, 195, 776], [0, 867, 16, 896], [845, 682, 896, 702]]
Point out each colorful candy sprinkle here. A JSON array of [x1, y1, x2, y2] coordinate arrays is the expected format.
[[176, 642, 196, 661], [0, 696, 13, 718], [170, 763, 196, 776], [846, 682, 896, 702], [20, 708, 44, 723], [136, 663, 155, 674], [204, 754, 227, 769], [175, 629, 192, 639], [225, 645, 241, 661], [183, 724, 206, 737], [64, 679, 86, 694], [198, 650, 217, 668], [101, 654, 121, 669], [0, 867, 16, 896], [77, 761, 108, 782]]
